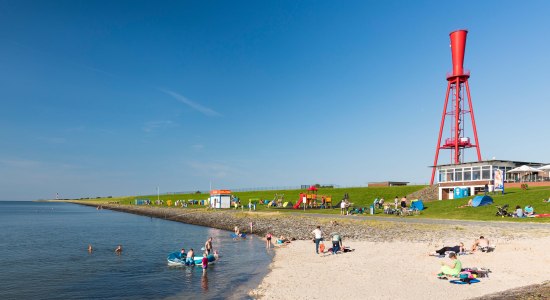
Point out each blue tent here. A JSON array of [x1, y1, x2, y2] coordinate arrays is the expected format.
[[471, 195, 493, 207], [410, 199, 424, 211]]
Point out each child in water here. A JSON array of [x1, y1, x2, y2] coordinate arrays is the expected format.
[[201, 252, 209, 274]]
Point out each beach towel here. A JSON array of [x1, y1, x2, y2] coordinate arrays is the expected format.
[[450, 279, 480, 285]]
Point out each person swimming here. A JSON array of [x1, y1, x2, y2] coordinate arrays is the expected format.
[[115, 245, 122, 254]]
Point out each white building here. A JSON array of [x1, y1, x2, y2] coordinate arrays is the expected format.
[[433, 160, 546, 200]]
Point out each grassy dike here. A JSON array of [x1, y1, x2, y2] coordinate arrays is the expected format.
[[70, 185, 550, 223]]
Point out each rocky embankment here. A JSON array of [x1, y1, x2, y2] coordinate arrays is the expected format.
[[74, 202, 545, 243]]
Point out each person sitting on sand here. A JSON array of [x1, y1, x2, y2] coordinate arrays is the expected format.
[[513, 205, 524, 218], [276, 236, 291, 245], [186, 248, 195, 265], [430, 242, 465, 256], [437, 252, 462, 278], [471, 236, 490, 252], [524, 205, 535, 217], [115, 245, 122, 254]]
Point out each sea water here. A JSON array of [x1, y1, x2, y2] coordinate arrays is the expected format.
[[0, 201, 273, 299]]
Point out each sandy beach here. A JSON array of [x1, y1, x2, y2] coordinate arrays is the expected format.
[[251, 236, 550, 299]]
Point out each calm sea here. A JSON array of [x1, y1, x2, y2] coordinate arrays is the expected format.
[[0, 201, 273, 299]]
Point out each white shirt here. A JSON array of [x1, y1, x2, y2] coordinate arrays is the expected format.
[[312, 228, 322, 239], [341, 201, 346, 208]]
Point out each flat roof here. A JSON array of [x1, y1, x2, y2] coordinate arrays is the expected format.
[[429, 159, 547, 168]]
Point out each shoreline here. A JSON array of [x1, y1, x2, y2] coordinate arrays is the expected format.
[[72, 202, 550, 299]]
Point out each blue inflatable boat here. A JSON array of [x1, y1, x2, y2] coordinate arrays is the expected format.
[[167, 252, 217, 266]]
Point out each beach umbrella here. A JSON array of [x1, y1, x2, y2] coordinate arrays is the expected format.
[[308, 185, 318, 191], [538, 165, 550, 171]]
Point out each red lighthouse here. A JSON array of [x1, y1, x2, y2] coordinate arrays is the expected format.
[[430, 30, 482, 185]]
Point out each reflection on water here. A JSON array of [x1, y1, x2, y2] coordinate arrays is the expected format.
[[202, 273, 209, 292]]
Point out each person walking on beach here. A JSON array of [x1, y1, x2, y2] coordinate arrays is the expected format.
[[340, 199, 346, 215], [312, 226, 323, 254], [266, 232, 273, 249], [205, 237, 213, 255], [394, 196, 399, 209]]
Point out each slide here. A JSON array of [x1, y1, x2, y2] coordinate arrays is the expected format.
[[293, 198, 303, 209]]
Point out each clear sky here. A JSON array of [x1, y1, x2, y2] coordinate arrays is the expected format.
[[1, 1, 549, 200]]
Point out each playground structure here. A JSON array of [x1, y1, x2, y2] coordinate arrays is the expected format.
[[293, 186, 332, 209], [431, 29, 482, 185]]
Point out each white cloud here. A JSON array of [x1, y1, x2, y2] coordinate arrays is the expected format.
[[159, 88, 221, 117]]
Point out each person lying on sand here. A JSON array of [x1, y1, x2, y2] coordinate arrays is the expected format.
[[437, 252, 462, 278], [471, 236, 490, 252], [429, 242, 465, 256], [276, 236, 291, 244]]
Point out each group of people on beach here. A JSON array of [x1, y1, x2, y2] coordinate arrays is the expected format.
[[310, 225, 346, 255], [434, 236, 491, 279], [264, 231, 292, 249]]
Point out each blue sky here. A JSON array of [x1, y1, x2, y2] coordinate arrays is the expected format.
[[1, 1, 549, 200]]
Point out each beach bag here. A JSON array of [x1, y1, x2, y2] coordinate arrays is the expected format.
[[319, 243, 325, 253]]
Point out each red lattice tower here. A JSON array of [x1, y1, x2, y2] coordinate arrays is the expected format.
[[430, 30, 482, 185]]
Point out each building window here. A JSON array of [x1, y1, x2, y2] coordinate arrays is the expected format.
[[455, 168, 463, 181], [447, 169, 454, 182], [472, 167, 481, 180], [464, 167, 472, 181], [482, 166, 491, 180]]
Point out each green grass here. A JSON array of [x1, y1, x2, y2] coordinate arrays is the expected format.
[[71, 185, 425, 209], [413, 187, 550, 222], [72, 185, 550, 222]]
